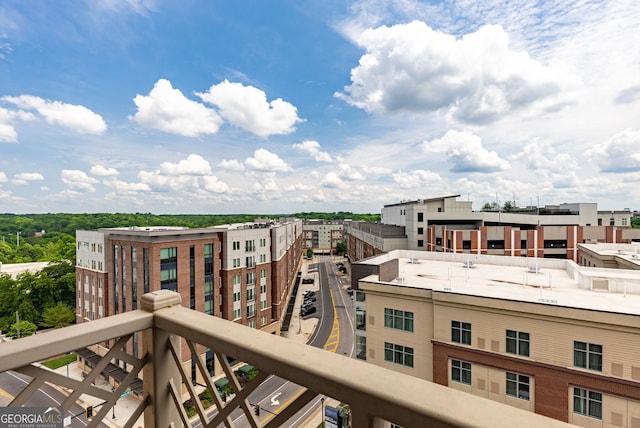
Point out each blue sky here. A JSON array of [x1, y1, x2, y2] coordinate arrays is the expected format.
[[1, 0, 639, 214]]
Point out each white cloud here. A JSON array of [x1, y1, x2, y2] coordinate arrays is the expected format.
[[423, 129, 510, 173], [2, 95, 106, 134], [137, 154, 229, 194], [336, 21, 578, 124], [130, 79, 222, 137], [14, 172, 44, 182], [337, 163, 364, 181], [587, 129, 640, 173], [0, 172, 7, 182], [321, 172, 345, 188], [103, 178, 151, 193], [245, 148, 290, 172], [218, 159, 245, 171], [293, 140, 332, 162], [392, 169, 444, 189], [90, 165, 119, 176], [138, 170, 199, 192], [0, 106, 36, 142], [61, 170, 99, 192], [159, 154, 212, 176], [197, 80, 303, 137], [202, 176, 229, 193], [511, 140, 577, 173]]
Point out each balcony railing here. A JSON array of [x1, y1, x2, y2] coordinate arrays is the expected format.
[[0, 290, 573, 427]]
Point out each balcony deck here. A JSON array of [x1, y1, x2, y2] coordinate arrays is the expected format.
[[0, 290, 575, 427]]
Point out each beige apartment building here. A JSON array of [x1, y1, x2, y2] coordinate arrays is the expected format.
[[302, 219, 344, 254], [353, 250, 640, 427]]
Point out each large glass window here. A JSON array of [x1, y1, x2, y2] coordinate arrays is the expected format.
[[356, 336, 366, 360], [356, 308, 366, 331], [506, 330, 530, 357], [506, 372, 530, 400], [160, 247, 178, 292], [451, 360, 471, 385], [574, 341, 602, 371], [451, 321, 471, 345], [573, 388, 602, 419], [384, 342, 414, 368], [384, 308, 414, 332]]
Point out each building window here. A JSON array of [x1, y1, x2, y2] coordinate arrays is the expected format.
[[233, 291, 241, 302], [574, 388, 602, 419], [260, 254, 267, 263], [233, 309, 241, 320], [417, 227, 424, 235], [260, 269, 267, 279], [260, 238, 267, 247], [451, 321, 471, 345], [261, 315, 267, 325], [206, 349, 214, 376], [356, 336, 366, 360], [384, 308, 414, 332], [232, 241, 240, 250], [451, 359, 471, 385], [384, 342, 414, 368], [417, 240, 424, 247], [506, 372, 530, 400], [233, 275, 241, 286], [233, 258, 241, 268], [574, 341, 602, 371], [247, 302, 256, 317], [356, 308, 366, 331], [506, 330, 530, 357], [246, 272, 255, 285], [417, 212, 423, 222], [245, 240, 255, 252], [246, 256, 255, 268]]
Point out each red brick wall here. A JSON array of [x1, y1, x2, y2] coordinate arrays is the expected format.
[[433, 341, 640, 423]]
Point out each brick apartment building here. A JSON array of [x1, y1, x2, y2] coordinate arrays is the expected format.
[[75, 218, 303, 380], [345, 195, 640, 266]]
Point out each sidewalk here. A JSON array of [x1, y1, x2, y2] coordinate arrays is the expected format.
[[53, 364, 143, 427]]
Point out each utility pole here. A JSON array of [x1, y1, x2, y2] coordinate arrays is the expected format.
[[16, 231, 21, 247]]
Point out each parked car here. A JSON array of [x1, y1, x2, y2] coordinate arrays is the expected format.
[[302, 278, 314, 284], [301, 305, 317, 316], [303, 290, 315, 298], [346, 287, 353, 296]]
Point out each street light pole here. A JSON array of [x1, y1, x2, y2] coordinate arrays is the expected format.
[[16, 231, 21, 247], [321, 396, 325, 427]]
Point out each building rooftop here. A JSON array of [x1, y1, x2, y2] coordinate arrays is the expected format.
[[360, 250, 640, 316], [579, 243, 640, 267], [0, 261, 51, 278]]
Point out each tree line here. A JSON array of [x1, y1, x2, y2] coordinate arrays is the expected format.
[[0, 212, 380, 264]]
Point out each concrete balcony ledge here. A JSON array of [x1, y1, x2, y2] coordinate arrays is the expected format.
[[0, 291, 576, 427]]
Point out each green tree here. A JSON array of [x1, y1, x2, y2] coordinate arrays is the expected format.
[[40, 303, 75, 329], [335, 241, 346, 255], [502, 201, 515, 212], [306, 248, 313, 259], [6, 320, 37, 338]]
